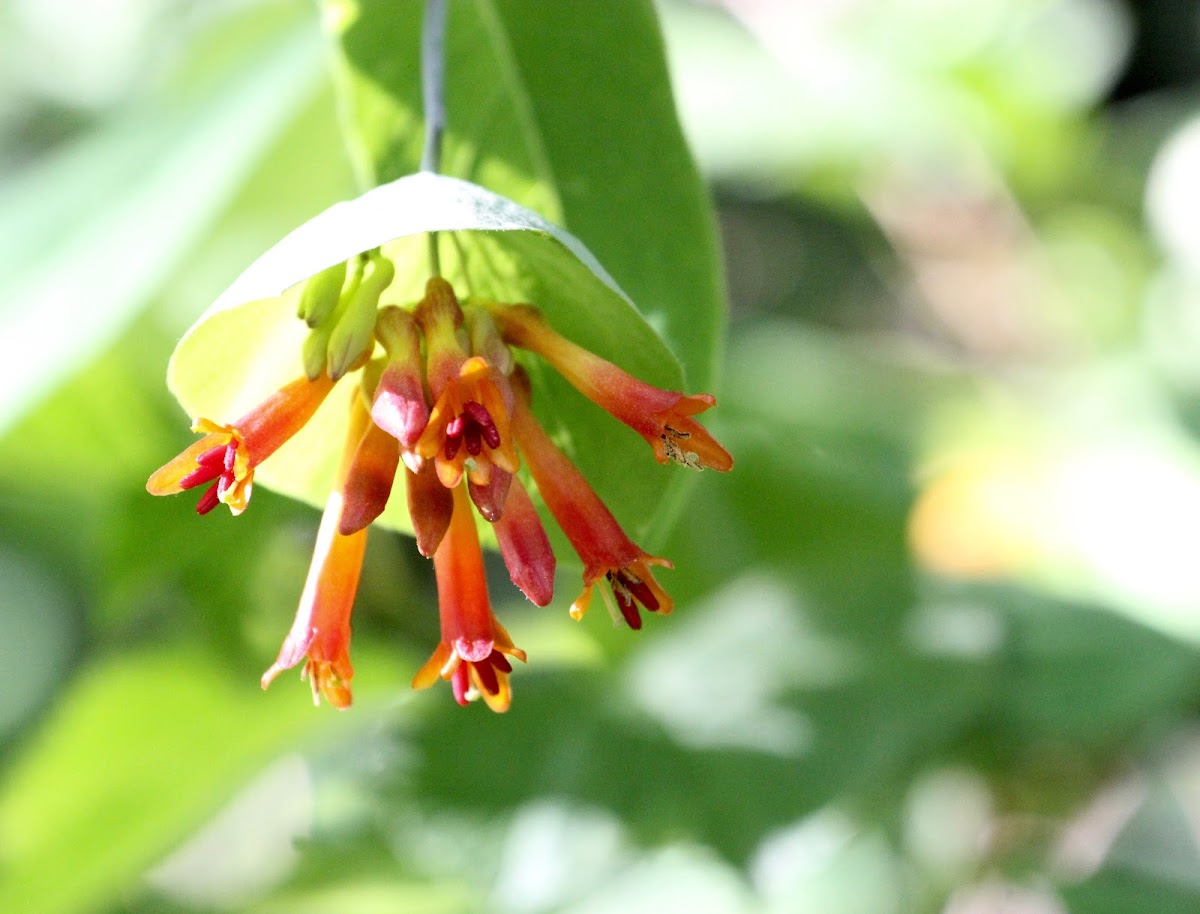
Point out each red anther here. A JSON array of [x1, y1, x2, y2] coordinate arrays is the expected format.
[[464, 426, 483, 456], [444, 416, 466, 460], [178, 463, 222, 491], [626, 575, 660, 612], [462, 400, 500, 449], [451, 663, 471, 706], [195, 444, 229, 469], [443, 402, 503, 462], [196, 482, 221, 515], [607, 570, 644, 629], [223, 438, 239, 472], [474, 655, 500, 695], [616, 590, 642, 629]]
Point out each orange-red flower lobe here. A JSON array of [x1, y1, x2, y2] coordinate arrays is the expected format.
[[147, 374, 335, 515], [414, 356, 518, 493]]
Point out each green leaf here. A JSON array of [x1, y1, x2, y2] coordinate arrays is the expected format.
[[167, 171, 686, 546], [250, 882, 473, 914], [322, 0, 561, 219], [0, 650, 327, 914], [0, 548, 77, 739], [999, 599, 1200, 743], [0, 20, 324, 437], [322, 0, 726, 542], [1061, 869, 1200, 914]]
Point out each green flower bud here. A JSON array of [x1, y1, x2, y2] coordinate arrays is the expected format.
[[326, 252, 395, 381], [295, 260, 347, 327], [302, 323, 334, 381], [301, 255, 365, 380]]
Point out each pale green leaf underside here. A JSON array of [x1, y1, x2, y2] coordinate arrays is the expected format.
[[168, 172, 686, 543]]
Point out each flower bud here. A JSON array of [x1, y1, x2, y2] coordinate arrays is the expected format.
[[296, 260, 347, 327], [371, 306, 430, 449], [327, 252, 395, 380]]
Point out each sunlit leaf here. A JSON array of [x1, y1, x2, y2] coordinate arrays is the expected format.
[[0, 548, 77, 739], [0, 21, 324, 436], [0, 651, 325, 914]]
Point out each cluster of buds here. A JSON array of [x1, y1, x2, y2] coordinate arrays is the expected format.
[[148, 254, 732, 712]]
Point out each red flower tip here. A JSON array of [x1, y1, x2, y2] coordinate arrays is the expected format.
[[467, 467, 512, 522], [571, 555, 674, 630], [302, 659, 354, 709], [493, 477, 556, 606], [372, 307, 430, 448], [454, 636, 496, 663], [415, 638, 525, 713]]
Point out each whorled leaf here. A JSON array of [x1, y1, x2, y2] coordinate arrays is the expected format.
[[168, 172, 685, 544]]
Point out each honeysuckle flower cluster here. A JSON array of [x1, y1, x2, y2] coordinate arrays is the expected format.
[[148, 252, 731, 712]]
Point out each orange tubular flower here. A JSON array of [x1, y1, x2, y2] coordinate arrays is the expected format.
[[509, 375, 673, 630], [487, 304, 733, 472], [260, 394, 373, 708], [147, 374, 336, 515], [414, 280, 519, 501], [339, 418, 401, 535], [413, 483, 527, 711], [405, 460, 454, 558]]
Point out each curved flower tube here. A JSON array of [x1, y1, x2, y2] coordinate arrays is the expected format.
[[413, 483, 527, 711], [260, 393, 373, 707]]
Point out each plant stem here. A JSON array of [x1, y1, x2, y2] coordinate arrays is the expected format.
[[421, 0, 447, 276], [420, 0, 447, 175]]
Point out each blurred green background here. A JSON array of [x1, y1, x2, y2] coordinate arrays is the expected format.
[[4, 0, 1200, 912]]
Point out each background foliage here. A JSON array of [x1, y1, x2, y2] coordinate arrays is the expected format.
[[3, 1, 1200, 912]]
